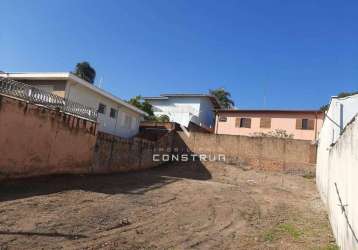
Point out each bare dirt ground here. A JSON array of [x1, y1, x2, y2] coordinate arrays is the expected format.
[[0, 162, 335, 250]]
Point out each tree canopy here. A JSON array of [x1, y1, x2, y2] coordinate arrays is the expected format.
[[73, 61, 96, 84], [127, 96, 171, 122], [127, 96, 154, 116], [209, 88, 235, 109]]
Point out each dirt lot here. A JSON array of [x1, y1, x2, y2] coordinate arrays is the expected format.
[[0, 162, 335, 249]]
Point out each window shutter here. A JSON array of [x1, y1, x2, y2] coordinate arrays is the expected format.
[[246, 118, 251, 128], [307, 119, 314, 130], [296, 119, 302, 129], [235, 117, 240, 127], [260, 117, 271, 128]]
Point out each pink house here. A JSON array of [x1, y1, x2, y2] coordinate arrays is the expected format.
[[215, 109, 324, 141]]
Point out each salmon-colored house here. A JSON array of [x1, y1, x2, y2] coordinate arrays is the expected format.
[[215, 109, 324, 141]]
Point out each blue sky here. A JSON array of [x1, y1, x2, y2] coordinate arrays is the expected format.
[[1, 0, 357, 109]]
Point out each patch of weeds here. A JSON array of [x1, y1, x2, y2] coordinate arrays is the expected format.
[[317, 243, 339, 250], [278, 223, 302, 239], [263, 230, 274, 242], [263, 222, 303, 242], [302, 172, 315, 179]]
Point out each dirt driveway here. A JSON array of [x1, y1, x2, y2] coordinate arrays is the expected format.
[[0, 162, 335, 249]]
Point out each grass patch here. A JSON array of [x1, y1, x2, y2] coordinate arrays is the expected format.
[[317, 243, 339, 250], [302, 172, 315, 179], [278, 223, 302, 239], [263, 231, 274, 242], [263, 222, 303, 242]]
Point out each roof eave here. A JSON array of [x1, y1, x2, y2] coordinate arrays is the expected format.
[[68, 74, 148, 116], [215, 109, 323, 114]]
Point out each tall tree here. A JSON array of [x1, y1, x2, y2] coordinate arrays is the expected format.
[[74, 61, 96, 84], [209, 88, 235, 109]]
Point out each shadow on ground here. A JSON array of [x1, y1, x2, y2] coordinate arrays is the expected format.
[[0, 161, 211, 202]]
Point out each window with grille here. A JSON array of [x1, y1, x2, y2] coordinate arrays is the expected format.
[[296, 118, 314, 130], [260, 117, 271, 128], [98, 103, 106, 114], [110, 108, 117, 118], [236, 117, 251, 128], [219, 116, 227, 122]]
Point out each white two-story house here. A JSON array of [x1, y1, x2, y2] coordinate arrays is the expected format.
[[0, 72, 147, 138], [144, 93, 222, 129]]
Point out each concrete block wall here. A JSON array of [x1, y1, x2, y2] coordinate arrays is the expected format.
[[0, 95, 97, 179], [0, 94, 318, 179], [93, 131, 174, 173], [174, 131, 317, 175]]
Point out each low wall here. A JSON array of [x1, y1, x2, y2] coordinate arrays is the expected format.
[[317, 116, 358, 250], [0, 95, 97, 179], [93, 131, 174, 173], [0, 94, 318, 179], [173, 132, 317, 175]]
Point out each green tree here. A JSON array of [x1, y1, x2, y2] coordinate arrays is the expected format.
[[73, 61, 96, 84], [157, 114, 170, 122], [320, 104, 329, 112], [127, 96, 172, 122], [337, 91, 358, 98], [209, 88, 235, 109], [127, 95, 154, 116]]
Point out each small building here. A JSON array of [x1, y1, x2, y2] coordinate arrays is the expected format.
[[0, 72, 147, 138], [143, 93, 222, 129], [215, 109, 324, 141]]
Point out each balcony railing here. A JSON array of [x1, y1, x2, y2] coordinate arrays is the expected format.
[[0, 77, 98, 121]]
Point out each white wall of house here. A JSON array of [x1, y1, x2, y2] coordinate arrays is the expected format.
[[316, 94, 358, 203], [316, 94, 358, 250], [148, 96, 215, 128], [65, 80, 142, 138]]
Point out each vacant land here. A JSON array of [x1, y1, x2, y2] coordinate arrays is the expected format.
[[0, 162, 335, 249]]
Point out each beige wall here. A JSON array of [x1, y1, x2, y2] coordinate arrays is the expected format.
[[174, 131, 317, 175], [0, 95, 97, 179], [0, 95, 167, 180], [93, 131, 174, 173], [215, 111, 323, 141]]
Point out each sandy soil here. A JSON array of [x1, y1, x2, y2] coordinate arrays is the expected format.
[[0, 162, 335, 249]]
